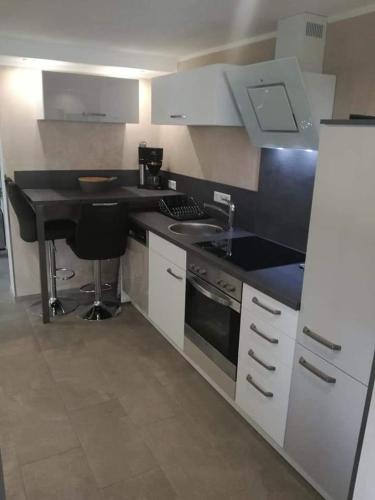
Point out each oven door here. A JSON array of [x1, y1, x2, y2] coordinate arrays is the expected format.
[[185, 272, 241, 380]]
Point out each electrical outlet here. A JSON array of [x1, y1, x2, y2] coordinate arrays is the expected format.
[[214, 191, 231, 205], [168, 180, 177, 190]]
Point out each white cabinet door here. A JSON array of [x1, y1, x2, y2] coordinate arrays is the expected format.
[[151, 64, 241, 126], [285, 344, 367, 500], [42, 71, 139, 123], [148, 249, 186, 349]]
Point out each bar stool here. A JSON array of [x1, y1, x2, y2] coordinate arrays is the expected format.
[[67, 202, 129, 320], [5, 178, 78, 317]]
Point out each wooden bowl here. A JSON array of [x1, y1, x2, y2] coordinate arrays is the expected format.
[[78, 176, 117, 193]]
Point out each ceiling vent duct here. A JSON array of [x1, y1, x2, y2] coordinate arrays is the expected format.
[[275, 13, 327, 72]]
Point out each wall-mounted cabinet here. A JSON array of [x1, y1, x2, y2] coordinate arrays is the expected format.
[[40, 71, 139, 123], [151, 64, 242, 126]]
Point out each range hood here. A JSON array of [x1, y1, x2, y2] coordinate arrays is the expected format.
[[226, 14, 336, 150]]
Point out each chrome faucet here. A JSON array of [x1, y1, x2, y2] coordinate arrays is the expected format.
[[204, 201, 236, 231]]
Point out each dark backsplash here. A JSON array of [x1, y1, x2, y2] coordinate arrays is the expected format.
[[162, 148, 318, 252], [160, 171, 258, 233], [15, 148, 317, 252], [254, 149, 318, 251]]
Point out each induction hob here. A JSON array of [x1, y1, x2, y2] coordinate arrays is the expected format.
[[195, 235, 305, 272]]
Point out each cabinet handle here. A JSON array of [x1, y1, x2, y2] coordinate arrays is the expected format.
[[248, 349, 276, 371], [92, 202, 118, 206], [250, 323, 279, 344], [82, 112, 107, 117], [246, 374, 273, 398], [167, 268, 183, 281], [252, 296, 281, 315], [299, 357, 336, 384], [170, 114, 187, 119], [302, 326, 342, 351]]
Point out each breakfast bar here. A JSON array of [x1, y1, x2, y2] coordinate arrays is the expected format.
[[16, 171, 179, 322]]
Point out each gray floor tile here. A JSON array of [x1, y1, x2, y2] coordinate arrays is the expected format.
[[118, 371, 180, 427], [140, 415, 218, 470], [22, 448, 102, 500], [43, 343, 115, 410], [69, 399, 157, 488], [1, 384, 79, 465], [0, 351, 54, 396], [102, 468, 179, 500]]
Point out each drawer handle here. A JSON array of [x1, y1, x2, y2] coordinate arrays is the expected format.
[[299, 357, 336, 384], [167, 268, 183, 281], [248, 349, 276, 371], [302, 327, 342, 351], [252, 296, 281, 316], [82, 112, 107, 117], [246, 374, 273, 398], [170, 114, 187, 119], [250, 323, 279, 344]]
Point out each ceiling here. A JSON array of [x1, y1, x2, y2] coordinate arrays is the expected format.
[[0, 0, 374, 59]]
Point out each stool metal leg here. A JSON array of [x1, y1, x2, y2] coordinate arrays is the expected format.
[[81, 260, 120, 321], [29, 241, 78, 317], [48, 241, 78, 317]]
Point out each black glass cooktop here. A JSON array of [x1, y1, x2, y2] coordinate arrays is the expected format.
[[195, 235, 305, 272]]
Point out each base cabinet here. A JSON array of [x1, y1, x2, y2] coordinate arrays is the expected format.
[[236, 285, 298, 447], [148, 247, 186, 350], [284, 344, 367, 500]]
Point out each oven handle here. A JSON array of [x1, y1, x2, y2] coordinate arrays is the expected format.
[[187, 275, 238, 311]]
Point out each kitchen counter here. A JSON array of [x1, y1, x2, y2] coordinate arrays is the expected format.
[[130, 211, 304, 310], [23, 186, 180, 205]]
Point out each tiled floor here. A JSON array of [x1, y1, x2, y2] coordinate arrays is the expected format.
[[0, 252, 322, 500]]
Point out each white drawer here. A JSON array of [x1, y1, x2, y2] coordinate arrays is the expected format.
[[240, 309, 296, 368], [149, 232, 186, 270], [238, 345, 293, 401], [236, 366, 289, 447], [242, 284, 298, 339]]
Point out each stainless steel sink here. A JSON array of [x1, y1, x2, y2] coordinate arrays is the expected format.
[[168, 222, 225, 236]]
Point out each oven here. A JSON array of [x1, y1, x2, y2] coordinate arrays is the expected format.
[[184, 254, 242, 383]]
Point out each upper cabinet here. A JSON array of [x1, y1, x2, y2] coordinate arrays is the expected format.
[[40, 71, 139, 123], [151, 64, 242, 126]]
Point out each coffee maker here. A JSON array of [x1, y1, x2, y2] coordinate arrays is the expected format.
[[138, 145, 163, 190]]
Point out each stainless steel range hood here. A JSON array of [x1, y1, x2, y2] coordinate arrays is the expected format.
[[226, 14, 336, 150]]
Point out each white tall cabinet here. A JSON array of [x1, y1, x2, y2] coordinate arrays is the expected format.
[[285, 123, 375, 500]]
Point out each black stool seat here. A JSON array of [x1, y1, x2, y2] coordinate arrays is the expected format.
[[5, 177, 78, 318], [67, 202, 129, 320], [45, 220, 76, 241]]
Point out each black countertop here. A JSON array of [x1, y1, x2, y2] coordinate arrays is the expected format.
[[23, 186, 181, 205], [130, 211, 304, 310], [321, 119, 375, 126]]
